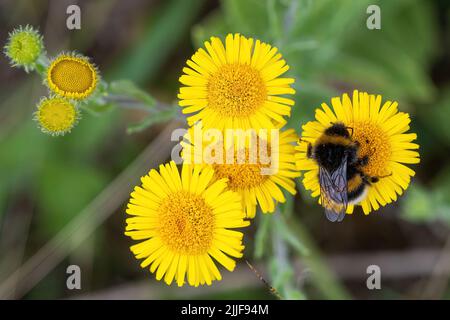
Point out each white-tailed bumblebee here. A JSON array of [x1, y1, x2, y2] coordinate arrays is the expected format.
[[303, 122, 385, 222]]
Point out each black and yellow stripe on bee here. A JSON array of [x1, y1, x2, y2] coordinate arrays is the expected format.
[[347, 171, 366, 201], [347, 172, 363, 192], [315, 135, 355, 147]]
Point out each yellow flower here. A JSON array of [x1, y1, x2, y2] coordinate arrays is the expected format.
[[178, 33, 295, 131], [34, 96, 79, 136], [3, 25, 44, 72], [295, 90, 420, 215], [125, 161, 249, 286], [46, 53, 99, 100], [182, 127, 300, 218]]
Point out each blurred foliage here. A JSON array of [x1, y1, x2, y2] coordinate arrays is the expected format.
[[107, 0, 206, 84], [402, 167, 450, 224], [0, 0, 449, 300], [402, 184, 450, 223], [193, 0, 438, 126]]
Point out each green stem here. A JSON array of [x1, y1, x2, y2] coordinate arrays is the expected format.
[[267, 0, 282, 41], [282, 215, 351, 300], [272, 213, 307, 300], [254, 213, 272, 259], [34, 54, 49, 77]]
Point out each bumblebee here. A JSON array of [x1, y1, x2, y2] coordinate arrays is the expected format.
[[303, 122, 383, 222]]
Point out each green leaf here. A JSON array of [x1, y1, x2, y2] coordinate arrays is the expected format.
[[275, 215, 309, 256], [285, 288, 307, 300], [402, 170, 450, 224], [107, 0, 206, 85], [280, 192, 294, 218], [0, 180, 8, 221], [192, 9, 229, 48], [321, 0, 437, 103], [269, 256, 294, 292], [81, 99, 114, 116], [127, 106, 177, 134], [283, 216, 350, 299], [419, 88, 450, 146], [254, 213, 272, 259], [108, 80, 156, 108], [222, 0, 270, 37], [401, 184, 435, 222]]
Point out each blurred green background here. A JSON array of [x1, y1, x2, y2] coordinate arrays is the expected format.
[[0, 0, 449, 300]]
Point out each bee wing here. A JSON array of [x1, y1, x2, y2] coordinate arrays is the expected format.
[[325, 207, 345, 222], [319, 155, 348, 223]]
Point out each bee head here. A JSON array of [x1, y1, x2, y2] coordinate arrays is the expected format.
[[324, 122, 350, 138]]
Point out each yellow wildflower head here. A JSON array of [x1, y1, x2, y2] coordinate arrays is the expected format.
[[125, 161, 250, 286], [34, 96, 80, 136], [296, 90, 420, 215], [3, 25, 44, 72], [181, 125, 300, 218], [178, 33, 295, 131], [46, 52, 99, 100]]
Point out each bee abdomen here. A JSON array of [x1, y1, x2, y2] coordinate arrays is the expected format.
[[348, 182, 367, 204]]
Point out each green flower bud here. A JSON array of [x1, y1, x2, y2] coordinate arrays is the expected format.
[[4, 25, 44, 72]]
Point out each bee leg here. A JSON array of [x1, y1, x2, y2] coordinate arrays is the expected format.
[[371, 172, 393, 183], [360, 172, 376, 185], [345, 126, 353, 137], [298, 137, 313, 159], [356, 155, 369, 167], [370, 177, 379, 183], [307, 143, 313, 159], [369, 173, 392, 183]]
